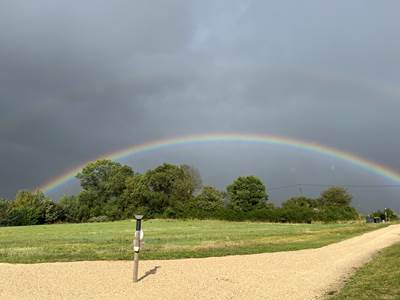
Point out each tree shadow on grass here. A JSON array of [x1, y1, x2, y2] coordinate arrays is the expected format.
[[138, 265, 161, 282]]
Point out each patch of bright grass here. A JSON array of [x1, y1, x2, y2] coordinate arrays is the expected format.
[[0, 219, 386, 263]]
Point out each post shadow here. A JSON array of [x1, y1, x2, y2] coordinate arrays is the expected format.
[[138, 265, 161, 282]]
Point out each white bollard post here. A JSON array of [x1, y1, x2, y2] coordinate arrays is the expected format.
[[133, 214, 143, 283]]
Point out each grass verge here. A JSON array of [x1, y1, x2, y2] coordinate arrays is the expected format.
[[331, 241, 400, 299], [0, 219, 386, 264]]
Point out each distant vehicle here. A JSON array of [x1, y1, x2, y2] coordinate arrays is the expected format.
[[366, 216, 383, 223]]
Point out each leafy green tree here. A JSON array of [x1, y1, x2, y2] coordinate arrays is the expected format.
[[60, 195, 89, 223], [102, 197, 122, 220], [7, 190, 50, 225], [193, 186, 225, 213], [6, 207, 37, 226], [78, 189, 102, 217], [226, 176, 268, 212], [145, 164, 190, 194], [181, 164, 203, 194], [122, 163, 196, 217], [146, 163, 195, 215], [121, 174, 157, 217], [77, 160, 134, 196], [0, 192, 63, 226], [0, 198, 10, 226], [76, 160, 134, 218], [43, 201, 64, 224], [319, 186, 352, 207]]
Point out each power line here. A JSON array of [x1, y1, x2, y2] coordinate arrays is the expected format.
[[269, 183, 400, 191], [269, 185, 299, 191]]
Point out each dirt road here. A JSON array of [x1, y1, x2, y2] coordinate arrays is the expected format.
[[1, 224, 399, 300]]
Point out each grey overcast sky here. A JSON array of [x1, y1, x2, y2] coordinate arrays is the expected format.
[[1, 1, 400, 211]]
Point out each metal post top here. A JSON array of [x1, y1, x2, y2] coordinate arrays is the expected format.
[[135, 214, 144, 220]]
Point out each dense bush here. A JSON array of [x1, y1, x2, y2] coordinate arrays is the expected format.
[[316, 206, 359, 222], [278, 207, 314, 223], [3, 191, 65, 226], [60, 195, 88, 223], [0, 199, 10, 226]]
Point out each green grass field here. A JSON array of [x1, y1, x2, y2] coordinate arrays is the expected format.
[[331, 242, 400, 299], [0, 219, 386, 264]]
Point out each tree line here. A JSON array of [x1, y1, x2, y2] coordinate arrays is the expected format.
[[0, 160, 397, 226]]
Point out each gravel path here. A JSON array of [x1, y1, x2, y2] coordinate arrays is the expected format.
[[1, 224, 399, 300]]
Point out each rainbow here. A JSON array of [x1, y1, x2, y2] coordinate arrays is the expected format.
[[39, 132, 400, 193]]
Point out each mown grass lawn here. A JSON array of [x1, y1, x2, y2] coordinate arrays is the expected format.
[[332, 241, 400, 300], [0, 219, 386, 263]]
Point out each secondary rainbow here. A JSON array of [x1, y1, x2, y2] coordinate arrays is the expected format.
[[39, 132, 400, 193]]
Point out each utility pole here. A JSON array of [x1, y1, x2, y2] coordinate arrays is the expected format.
[[298, 184, 304, 196]]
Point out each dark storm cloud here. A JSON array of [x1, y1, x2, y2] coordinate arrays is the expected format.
[[1, 1, 400, 210], [0, 0, 198, 193]]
